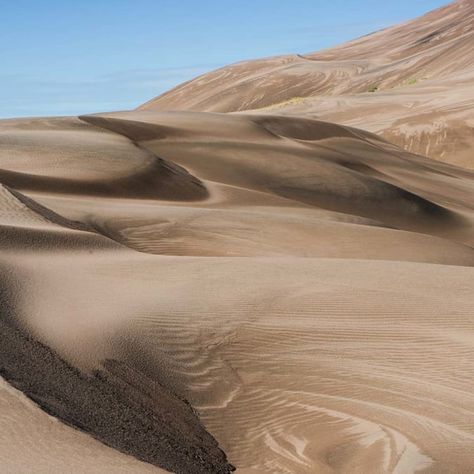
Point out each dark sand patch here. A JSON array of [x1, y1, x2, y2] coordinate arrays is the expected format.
[[0, 315, 234, 474]]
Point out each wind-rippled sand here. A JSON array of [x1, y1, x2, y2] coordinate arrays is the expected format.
[[141, 0, 474, 170], [0, 109, 473, 473]]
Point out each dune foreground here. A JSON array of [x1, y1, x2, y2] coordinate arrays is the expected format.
[[2, 2, 474, 473], [0, 108, 473, 474]]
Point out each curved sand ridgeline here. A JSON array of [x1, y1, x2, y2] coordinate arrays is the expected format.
[[0, 108, 473, 473], [0, 116, 208, 201], [138, 0, 474, 169]]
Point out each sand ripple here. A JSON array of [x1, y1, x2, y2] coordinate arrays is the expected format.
[[0, 110, 473, 473]]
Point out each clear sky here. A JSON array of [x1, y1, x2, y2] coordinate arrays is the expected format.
[[1, 0, 449, 118]]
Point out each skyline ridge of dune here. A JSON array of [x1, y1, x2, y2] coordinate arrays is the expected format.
[[141, 0, 474, 169]]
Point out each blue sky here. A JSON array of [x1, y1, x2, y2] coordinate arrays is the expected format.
[[1, 0, 448, 118]]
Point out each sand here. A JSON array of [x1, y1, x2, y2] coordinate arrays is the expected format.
[[0, 107, 473, 473], [1, 1, 474, 473], [0, 377, 166, 474], [140, 0, 474, 169]]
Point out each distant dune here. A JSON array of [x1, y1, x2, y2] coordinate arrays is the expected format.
[[1, 1, 474, 474], [141, 0, 474, 169]]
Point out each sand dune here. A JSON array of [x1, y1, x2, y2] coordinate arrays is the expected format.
[[0, 105, 473, 473], [2, 1, 474, 473], [0, 117, 207, 200], [140, 0, 474, 168]]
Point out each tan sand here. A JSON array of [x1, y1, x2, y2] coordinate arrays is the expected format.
[[139, 0, 474, 169], [1, 2, 474, 473], [0, 107, 473, 473]]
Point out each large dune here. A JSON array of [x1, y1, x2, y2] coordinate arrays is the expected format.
[[0, 107, 473, 473], [2, 1, 474, 473], [140, 0, 474, 169]]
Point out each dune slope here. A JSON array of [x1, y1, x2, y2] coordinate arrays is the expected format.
[[0, 109, 473, 473], [140, 0, 474, 168]]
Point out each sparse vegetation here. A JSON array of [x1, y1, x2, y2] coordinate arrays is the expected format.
[[261, 96, 308, 110], [368, 85, 379, 93]]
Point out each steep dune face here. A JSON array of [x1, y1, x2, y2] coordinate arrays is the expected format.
[[80, 112, 474, 251], [1, 110, 474, 473], [0, 184, 234, 474], [0, 117, 208, 200], [139, 0, 474, 168]]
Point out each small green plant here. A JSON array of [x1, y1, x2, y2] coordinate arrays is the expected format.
[[407, 78, 418, 85], [368, 85, 379, 93]]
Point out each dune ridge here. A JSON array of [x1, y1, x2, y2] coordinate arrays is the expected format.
[[1, 2, 474, 473], [0, 105, 473, 473], [140, 0, 474, 169]]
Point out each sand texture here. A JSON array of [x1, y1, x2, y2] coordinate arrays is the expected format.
[[2, 1, 474, 473], [0, 108, 473, 473], [141, 0, 474, 169]]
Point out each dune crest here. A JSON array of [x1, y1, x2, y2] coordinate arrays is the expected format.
[[2, 2, 474, 473], [0, 106, 473, 473], [140, 0, 474, 169]]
